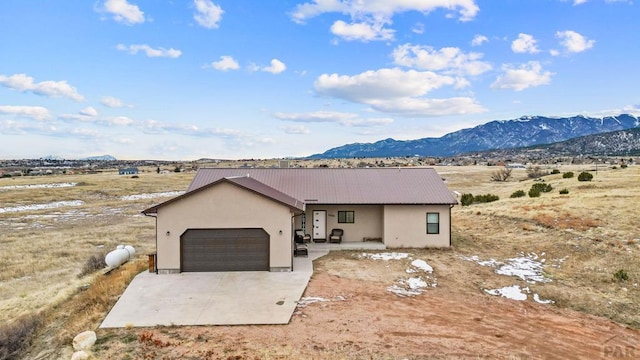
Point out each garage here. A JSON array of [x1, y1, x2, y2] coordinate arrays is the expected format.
[[180, 228, 270, 272]]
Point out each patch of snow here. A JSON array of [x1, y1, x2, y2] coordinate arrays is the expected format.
[[360, 252, 410, 261], [410, 259, 433, 273], [533, 293, 554, 304], [120, 191, 183, 201], [496, 256, 550, 283], [460, 255, 501, 267], [462, 253, 551, 283], [484, 285, 528, 301], [387, 275, 437, 297], [296, 296, 345, 308], [406, 277, 428, 290], [296, 297, 329, 307], [0, 200, 84, 214], [0, 182, 77, 190], [387, 285, 422, 297]]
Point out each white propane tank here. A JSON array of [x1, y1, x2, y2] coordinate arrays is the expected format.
[[105, 245, 136, 268]]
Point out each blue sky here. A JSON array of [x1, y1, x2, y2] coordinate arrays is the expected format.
[[0, 0, 638, 160]]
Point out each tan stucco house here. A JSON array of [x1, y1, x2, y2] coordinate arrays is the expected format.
[[143, 168, 458, 273]]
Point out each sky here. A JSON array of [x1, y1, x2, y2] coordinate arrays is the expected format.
[[0, 0, 638, 160]]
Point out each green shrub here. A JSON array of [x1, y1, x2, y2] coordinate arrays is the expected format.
[[510, 190, 526, 198], [578, 171, 593, 182], [551, 169, 560, 174], [614, 269, 629, 282], [78, 252, 107, 278], [460, 193, 474, 206], [621, 164, 628, 169], [473, 194, 499, 203], [559, 188, 569, 195], [531, 182, 553, 193], [460, 193, 499, 206], [0, 313, 43, 360], [563, 172, 574, 178], [528, 188, 541, 198]]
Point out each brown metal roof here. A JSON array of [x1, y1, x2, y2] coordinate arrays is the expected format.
[[142, 175, 304, 215], [187, 168, 458, 205], [224, 176, 304, 211]]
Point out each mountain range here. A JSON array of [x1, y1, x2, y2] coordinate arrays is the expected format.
[[309, 114, 640, 158], [482, 127, 640, 158]]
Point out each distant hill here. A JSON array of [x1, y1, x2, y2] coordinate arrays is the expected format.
[[479, 128, 640, 158], [81, 155, 117, 161], [309, 114, 640, 158]]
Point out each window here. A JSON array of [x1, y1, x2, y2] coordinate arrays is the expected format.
[[338, 211, 354, 223], [426, 213, 439, 234]]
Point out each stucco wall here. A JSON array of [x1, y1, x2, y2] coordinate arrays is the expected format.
[[383, 205, 451, 248], [156, 182, 295, 272], [301, 205, 383, 242]]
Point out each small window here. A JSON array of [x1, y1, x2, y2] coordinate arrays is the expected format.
[[338, 211, 354, 223], [426, 213, 439, 234]]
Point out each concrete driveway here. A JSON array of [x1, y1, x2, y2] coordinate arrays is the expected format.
[[100, 251, 327, 328]]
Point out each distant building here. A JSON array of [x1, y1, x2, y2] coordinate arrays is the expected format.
[[119, 168, 139, 175], [507, 163, 526, 169]]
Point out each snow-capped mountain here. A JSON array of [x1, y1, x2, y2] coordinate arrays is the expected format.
[[309, 114, 640, 158]]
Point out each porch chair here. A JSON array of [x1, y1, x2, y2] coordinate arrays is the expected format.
[[295, 229, 312, 243], [329, 228, 344, 243], [294, 242, 308, 257]]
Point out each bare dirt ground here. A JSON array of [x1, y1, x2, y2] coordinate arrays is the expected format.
[[5, 162, 640, 359], [91, 250, 640, 360]]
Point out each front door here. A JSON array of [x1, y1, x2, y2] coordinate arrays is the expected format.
[[313, 210, 326, 240]]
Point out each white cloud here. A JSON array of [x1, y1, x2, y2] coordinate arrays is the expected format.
[[209, 56, 240, 71], [291, 0, 480, 24], [193, 0, 224, 29], [471, 34, 488, 46], [511, 33, 539, 54], [101, 0, 145, 25], [392, 44, 492, 76], [0, 73, 84, 102], [282, 124, 311, 134], [412, 23, 425, 34], [262, 59, 287, 74], [70, 128, 101, 138], [274, 111, 394, 127], [366, 97, 486, 117], [556, 30, 595, 53], [60, 107, 99, 122], [140, 119, 241, 137], [573, 0, 588, 5], [315, 68, 455, 103], [0, 119, 58, 135], [104, 116, 135, 126], [79, 107, 98, 117], [330, 20, 395, 42], [313, 68, 485, 117], [116, 44, 182, 58], [549, 49, 560, 56], [491, 61, 554, 91], [101, 96, 127, 108], [0, 105, 51, 121]]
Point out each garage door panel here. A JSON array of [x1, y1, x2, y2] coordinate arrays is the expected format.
[[181, 228, 269, 272]]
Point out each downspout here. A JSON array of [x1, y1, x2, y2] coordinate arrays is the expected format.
[[142, 211, 158, 273], [291, 213, 296, 271], [449, 205, 454, 247]]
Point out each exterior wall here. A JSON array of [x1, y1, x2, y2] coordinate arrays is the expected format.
[[302, 205, 383, 242], [156, 182, 295, 272], [383, 205, 451, 248]]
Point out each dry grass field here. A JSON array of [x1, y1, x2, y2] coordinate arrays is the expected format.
[[2, 161, 640, 359]]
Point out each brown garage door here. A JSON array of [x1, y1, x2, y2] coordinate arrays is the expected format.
[[181, 228, 269, 272]]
